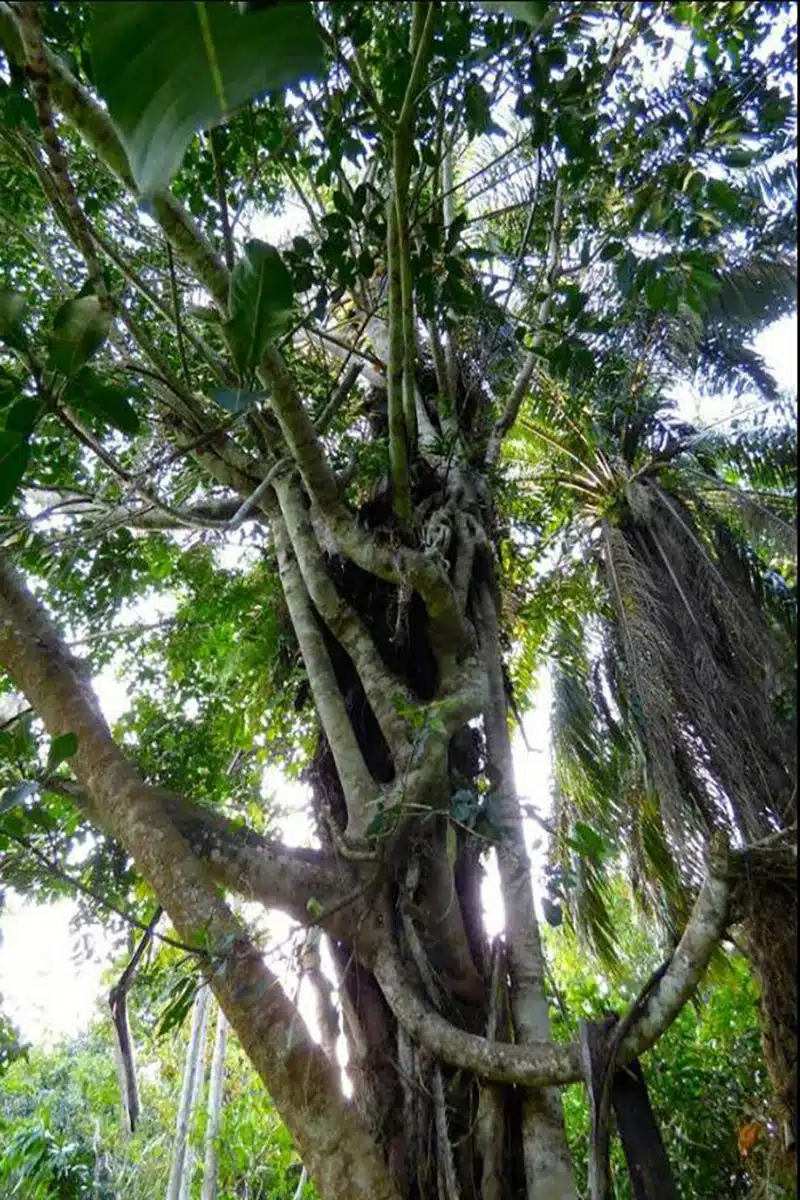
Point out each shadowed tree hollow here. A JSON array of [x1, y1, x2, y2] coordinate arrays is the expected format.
[[0, 2, 796, 1196]]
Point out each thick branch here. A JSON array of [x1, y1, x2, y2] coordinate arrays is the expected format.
[[275, 470, 412, 757], [16, 490, 266, 533], [271, 504, 379, 837], [161, 793, 365, 942], [386, 195, 412, 526], [258, 346, 470, 653], [0, 555, 400, 1200], [372, 847, 730, 1086], [474, 581, 575, 1196]]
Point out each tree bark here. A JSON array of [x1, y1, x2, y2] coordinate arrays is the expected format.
[[475, 584, 577, 1199], [168, 985, 210, 1200], [201, 1002, 228, 1200]]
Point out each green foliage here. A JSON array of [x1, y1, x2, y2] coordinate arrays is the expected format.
[[0, 989, 315, 1200], [66, 368, 141, 436], [0, 289, 28, 352], [0, 430, 29, 506], [47, 294, 110, 378], [546, 882, 790, 1198], [480, 1, 550, 27], [47, 732, 79, 771], [225, 239, 295, 378], [90, 1, 323, 194]]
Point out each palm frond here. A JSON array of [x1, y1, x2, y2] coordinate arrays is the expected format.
[[714, 419, 798, 496], [702, 256, 797, 335], [690, 472, 797, 569], [694, 330, 782, 401]]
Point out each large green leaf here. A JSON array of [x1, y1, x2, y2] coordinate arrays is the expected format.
[[0, 431, 30, 506], [66, 368, 141, 435], [480, 1, 550, 26], [47, 732, 79, 770], [225, 240, 294, 376], [4, 398, 42, 438], [47, 295, 110, 378], [90, 1, 324, 195], [0, 289, 29, 352]]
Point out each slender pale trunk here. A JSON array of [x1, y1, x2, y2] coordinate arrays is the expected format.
[[293, 1167, 309, 1200], [167, 985, 210, 1200], [441, 148, 460, 409], [477, 586, 577, 1200], [180, 989, 211, 1200], [200, 1003, 228, 1200]]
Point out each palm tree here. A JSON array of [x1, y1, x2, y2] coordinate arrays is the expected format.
[[506, 264, 797, 1153]]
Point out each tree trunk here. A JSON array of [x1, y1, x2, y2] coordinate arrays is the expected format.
[[201, 1003, 228, 1200], [742, 879, 798, 1171], [180, 988, 211, 1200], [612, 1058, 679, 1200], [167, 986, 210, 1200], [298, 470, 576, 1196]]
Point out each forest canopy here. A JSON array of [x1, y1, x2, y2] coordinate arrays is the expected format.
[[0, 2, 796, 1198]]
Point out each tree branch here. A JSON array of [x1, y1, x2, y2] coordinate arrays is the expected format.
[[386, 195, 412, 527], [271, 505, 379, 838], [485, 177, 564, 467], [0, 553, 400, 1199], [257, 345, 471, 653], [370, 838, 731, 1087], [0, 3, 230, 307]]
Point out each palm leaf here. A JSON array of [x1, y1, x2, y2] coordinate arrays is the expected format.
[[702, 256, 797, 334]]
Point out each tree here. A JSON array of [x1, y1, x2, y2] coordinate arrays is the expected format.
[[201, 1001, 228, 1200], [0, 980, 313, 1199], [0, 1, 795, 1196], [545, 878, 790, 1198], [517, 390, 797, 1148], [167, 985, 211, 1200]]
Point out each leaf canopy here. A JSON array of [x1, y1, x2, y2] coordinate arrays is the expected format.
[[90, 0, 324, 194]]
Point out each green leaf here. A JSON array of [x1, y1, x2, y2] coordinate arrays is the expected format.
[[292, 235, 314, 258], [571, 820, 607, 862], [214, 388, 268, 414], [357, 250, 376, 279], [66, 368, 141, 435], [600, 240, 625, 262], [47, 732, 79, 770], [480, 1, 550, 27], [646, 274, 670, 312], [0, 290, 29, 352], [706, 178, 742, 217], [225, 240, 294, 375], [0, 781, 37, 813], [0, 87, 37, 132], [464, 79, 501, 139], [4, 399, 42, 438], [450, 787, 480, 824], [47, 295, 110, 378], [616, 250, 639, 298], [0, 431, 30, 506], [155, 976, 198, 1039], [91, 1, 324, 195], [365, 804, 399, 840]]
